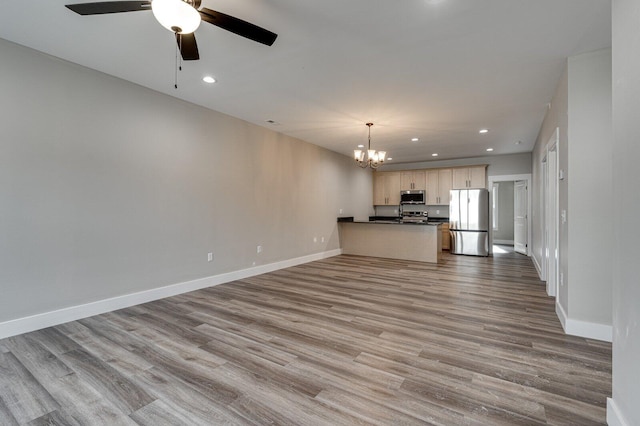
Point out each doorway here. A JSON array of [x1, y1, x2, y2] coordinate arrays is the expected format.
[[514, 180, 528, 255], [488, 174, 531, 256]]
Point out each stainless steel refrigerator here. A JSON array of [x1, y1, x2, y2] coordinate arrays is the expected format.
[[449, 188, 489, 256]]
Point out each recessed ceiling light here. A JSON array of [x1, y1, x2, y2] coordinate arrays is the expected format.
[[486, 148, 494, 152], [411, 138, 419, 142], [357, 144, 365, 148], [479, 129, 489, 134], [432, 153, 438, 157], [202, 76, 216, 83]]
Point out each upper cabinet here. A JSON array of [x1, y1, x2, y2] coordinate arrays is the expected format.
[[373, 172, 401, 205], [372, 165, 487, 207], [426, 168, 453, 205], [452, 166, 487, 189], [400, 170, 426, 191]]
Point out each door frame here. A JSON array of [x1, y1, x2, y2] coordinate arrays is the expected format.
[[543, 128, 560, 297], [488, 174, 532, 256], [513, 180, 528, 255]]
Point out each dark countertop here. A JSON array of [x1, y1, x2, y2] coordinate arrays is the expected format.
[[337, 216, 448, 226], [362, 220, 441, 226], [338, 218, 441, 226]]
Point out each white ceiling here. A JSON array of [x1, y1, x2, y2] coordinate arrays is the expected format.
[[0, 0, 611, 164]]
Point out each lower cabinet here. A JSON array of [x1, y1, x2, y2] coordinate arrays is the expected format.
[[441, 223, 450, 250]]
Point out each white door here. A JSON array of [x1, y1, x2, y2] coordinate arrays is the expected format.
[[514, 180, 528, 255], [546, 146, 559, 297]]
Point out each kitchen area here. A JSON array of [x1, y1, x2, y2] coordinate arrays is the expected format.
[[338, 165, 489, 263]]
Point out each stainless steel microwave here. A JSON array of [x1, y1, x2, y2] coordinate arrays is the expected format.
[[400, 190, 425, 204]]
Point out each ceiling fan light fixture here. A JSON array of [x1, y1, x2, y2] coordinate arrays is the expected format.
[[152, 0, 201, 34]]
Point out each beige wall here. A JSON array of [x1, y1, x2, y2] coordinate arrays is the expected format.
[[379, 152, 532, 176], [610, 1, 640, 424], [493, 181, 514, 243], [567, 49, 612, 326], [531, 48, 612, 338], [531, 66, 568, 299], [0, 38, 373, 325]]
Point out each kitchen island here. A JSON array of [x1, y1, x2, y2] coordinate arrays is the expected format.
[[338, 219, 442, 263]]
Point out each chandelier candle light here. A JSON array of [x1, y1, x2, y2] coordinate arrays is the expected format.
[[354, 123, 386, 168]]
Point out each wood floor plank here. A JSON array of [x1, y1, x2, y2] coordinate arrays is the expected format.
[[215, 363, 367, 425], [58, 349, 155, 415], [128, 399, 209, 426], [0, 251, 611, 425], [0, 396, 19, 426], [0, 352, 59, 424], [129, 341, 239, 406], [129, 367, 248, 425], [25, 409, 75, 426], [41, 372, 137, 426], [4, 334, 74, 384]]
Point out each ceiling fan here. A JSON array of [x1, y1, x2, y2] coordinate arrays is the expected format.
[[65, 0, 278, 61]]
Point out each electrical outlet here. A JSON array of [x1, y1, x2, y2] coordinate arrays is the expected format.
[[257, 245, 263, 254], [436, 210, 440, 214], [207, 253, 213, 262], [561, 210, 567, 224], [339, 208, 343, 214], [560, 272, 564, 286], [321, 237, 325, 243], [313, 237, 317, 243]]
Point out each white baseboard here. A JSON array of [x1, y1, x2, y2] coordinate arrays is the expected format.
[[607, 398, 631, 426], [532, 254, 544, 281], [556, 300, 612, 342], [0, 249, 342, 340]]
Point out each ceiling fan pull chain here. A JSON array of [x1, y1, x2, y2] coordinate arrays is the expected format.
[[174, 32, 180, 89]]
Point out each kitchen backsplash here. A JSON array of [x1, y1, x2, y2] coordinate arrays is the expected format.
[[375, 205, 449, 218]]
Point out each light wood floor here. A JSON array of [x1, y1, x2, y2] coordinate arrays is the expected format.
[[0, 252, 611, 425]]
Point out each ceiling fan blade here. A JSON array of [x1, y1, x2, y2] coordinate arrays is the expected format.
[[65, 1, 151, 15], [199, 8, 277, 46], [176, 33, 200, 61]]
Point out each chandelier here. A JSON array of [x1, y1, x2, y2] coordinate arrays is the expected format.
[[354, 123, 387, 168]]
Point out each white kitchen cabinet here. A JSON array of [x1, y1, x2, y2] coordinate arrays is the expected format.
[[426, 169, 452, 205], [373, 172, 401, 205], [400, 170, 426, 191], [452, 166, 487, 189]]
